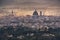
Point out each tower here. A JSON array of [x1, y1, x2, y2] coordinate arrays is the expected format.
[[40, 11, 43, 16], [12, 10, 14, 16], [10, 10, 14, 16], [9, 10, 14, 17]]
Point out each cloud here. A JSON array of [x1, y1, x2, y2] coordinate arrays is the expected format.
[[0, 0, 60, 7]]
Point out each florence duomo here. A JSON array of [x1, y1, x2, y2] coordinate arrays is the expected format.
[[33, 9, 43, 16], [0, 0, 60, 40]]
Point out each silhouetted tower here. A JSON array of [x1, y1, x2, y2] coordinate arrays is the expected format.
[[12, 10, 14, 15], [11, 10, 14, 16], [40, 11, 43, 16]]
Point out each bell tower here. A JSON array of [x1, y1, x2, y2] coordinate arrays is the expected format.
[[40, 11, 43, 16]]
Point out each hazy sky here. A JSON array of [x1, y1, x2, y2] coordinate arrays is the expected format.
[[0, 0, 60, 16], [0, 0, 60, 7]]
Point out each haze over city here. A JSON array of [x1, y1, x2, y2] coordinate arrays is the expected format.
[[0, 0, 60, 16], [0, 0, 60, 40]]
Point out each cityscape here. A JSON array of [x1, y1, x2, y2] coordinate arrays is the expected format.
[[0, 0, 60, 40], [0, 9, 60, 29], [0, 9, 60, 40]]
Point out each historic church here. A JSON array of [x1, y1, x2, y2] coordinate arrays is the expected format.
[[32, 9, 43, 19]]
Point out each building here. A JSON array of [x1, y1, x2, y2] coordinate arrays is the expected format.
[[33, 9, 38, 16], [40, 11, 43, 16], [32, 10, 39, 19]]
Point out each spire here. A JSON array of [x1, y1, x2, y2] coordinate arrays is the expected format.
[[12, 10, 13, 15], [11, 10, 14, 16]]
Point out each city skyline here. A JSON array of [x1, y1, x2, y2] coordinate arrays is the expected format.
[[0, 0, 60, 16]]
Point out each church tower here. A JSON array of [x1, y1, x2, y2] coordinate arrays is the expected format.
[[11, 10, 14, 16], [40, 11, 43, 16], [9, 10, 14, 17]]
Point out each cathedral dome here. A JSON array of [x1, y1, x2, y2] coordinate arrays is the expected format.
[[33, 10, 38, 15]]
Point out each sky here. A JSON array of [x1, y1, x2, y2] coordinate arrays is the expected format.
[[0, 0, 60, 16]]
